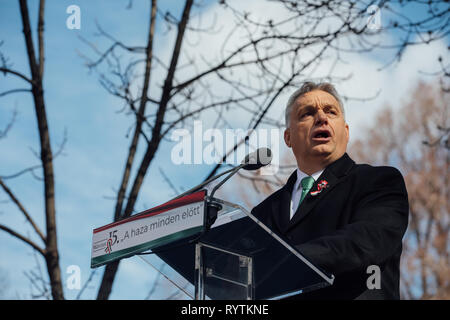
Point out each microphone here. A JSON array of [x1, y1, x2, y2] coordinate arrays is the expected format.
[[210, 148, 272, 197], [203, 148, 272, 228], [242, 147, 273, 171]]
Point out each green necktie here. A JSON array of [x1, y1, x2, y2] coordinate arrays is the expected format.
[[299, 176, 315, 205]]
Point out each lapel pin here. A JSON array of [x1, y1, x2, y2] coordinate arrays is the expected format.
[[310, 179, 329, 196]]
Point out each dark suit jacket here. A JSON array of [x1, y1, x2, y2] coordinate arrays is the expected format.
[[251, 153, 409, 300]]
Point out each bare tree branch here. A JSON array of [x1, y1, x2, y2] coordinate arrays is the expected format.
[[114, 0, 157, 222], [0, 67, 33, 84], [38, 0, 45, 78], [0, 88, 31, 98], [18, 0, 63, 299], [158, 167, 179, 196], [121, 0, 194, 220], [0, 224, 45, 256], [0, 177, 46, 243], [23, 249, 51, 299], [0, 108, 18, 139], [76, 269, 97, 300]]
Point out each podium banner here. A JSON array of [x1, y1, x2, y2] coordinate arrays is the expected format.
[[91, 191, 206, 268]]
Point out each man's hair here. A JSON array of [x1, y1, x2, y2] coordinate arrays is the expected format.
[[285, 81, 345, 127]]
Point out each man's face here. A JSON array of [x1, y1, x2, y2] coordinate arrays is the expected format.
[[284, 90, 349, 172]]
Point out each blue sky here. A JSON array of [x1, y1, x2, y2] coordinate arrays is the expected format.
[[0, 0, 448, 299]]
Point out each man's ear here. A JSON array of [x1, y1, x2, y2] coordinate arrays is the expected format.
[[284, 128, 291, 148], [345, 123, 349, 143]]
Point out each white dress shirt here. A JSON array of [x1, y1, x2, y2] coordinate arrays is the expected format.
[[290, 168, 324, 220]]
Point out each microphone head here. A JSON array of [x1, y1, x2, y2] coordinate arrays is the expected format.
[[242, 148, 272, 170]]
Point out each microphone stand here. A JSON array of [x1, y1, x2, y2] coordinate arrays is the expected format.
[[170, 164, 246, 231], [172, 165, 239, 201], [205, 163, 247, 229], [210, 163, 246, 198]]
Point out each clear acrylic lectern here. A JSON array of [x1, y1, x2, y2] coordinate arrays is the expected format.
[[152, 194, 334, 300]]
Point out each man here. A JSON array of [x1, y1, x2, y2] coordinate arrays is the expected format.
[[251, 82, 409, 300]]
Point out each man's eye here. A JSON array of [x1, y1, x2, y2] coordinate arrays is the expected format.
[[301, 111, 312, 117], [327, 109, 337, 115]]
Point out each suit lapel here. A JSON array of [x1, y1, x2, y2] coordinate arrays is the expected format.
[[286, 153, 355, 232], [272, 171, 297, 233]]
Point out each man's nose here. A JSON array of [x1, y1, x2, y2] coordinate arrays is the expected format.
[[314, 109, 328, 125]]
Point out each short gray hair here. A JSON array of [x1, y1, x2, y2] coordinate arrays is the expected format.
[[285, 81, 345, 127]]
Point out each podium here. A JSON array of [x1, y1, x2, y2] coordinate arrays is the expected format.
[[91, 190, 334, 300]]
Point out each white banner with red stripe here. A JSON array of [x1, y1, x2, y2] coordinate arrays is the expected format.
[[91, 191, 206, 268]]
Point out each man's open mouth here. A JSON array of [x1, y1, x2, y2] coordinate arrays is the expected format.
[[312, 129, 331, 141]]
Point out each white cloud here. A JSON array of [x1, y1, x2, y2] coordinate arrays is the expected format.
[[337, 36, 448, 143]]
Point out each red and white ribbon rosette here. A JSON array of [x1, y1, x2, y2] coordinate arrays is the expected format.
[[310, 179, 329, 196]]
